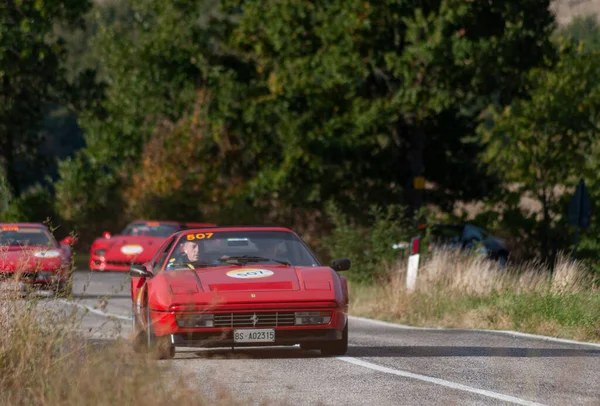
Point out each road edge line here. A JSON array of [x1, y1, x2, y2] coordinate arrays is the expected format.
[[57, 299, 132, 321], [336, 356, 547, 406], [348, 315, 600, 348]]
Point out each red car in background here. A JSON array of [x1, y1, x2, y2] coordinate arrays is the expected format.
[[90, 220, 216, 272], [0, 223, 76, 296], [129, 226, 350, 359]]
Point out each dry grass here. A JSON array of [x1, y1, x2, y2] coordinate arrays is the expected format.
[[350, 249, 600, 343], [0, 285, 245, 406], [0, 240, 244, 405]]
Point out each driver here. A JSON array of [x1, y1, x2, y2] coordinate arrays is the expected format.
[[166, 240, 202, 270]]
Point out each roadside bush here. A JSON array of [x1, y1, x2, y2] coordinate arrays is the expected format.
[[322, 202, 415, 283]]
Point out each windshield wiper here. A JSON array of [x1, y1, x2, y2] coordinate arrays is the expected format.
[[220, 255, 291, 266], [169, 261, 214, 270]]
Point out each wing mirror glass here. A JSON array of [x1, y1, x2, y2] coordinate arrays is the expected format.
[[129, 264, 153, 278], [60, 236, 78, 246], [332, 258, 351, 272]]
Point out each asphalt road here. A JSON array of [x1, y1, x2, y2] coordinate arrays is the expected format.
[[44, 271, 600, 406]]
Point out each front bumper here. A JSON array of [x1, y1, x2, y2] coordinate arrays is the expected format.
[[148, 306, 348, 348], [0, 271, 64, 286], [90, 255, 146, 272], [171, 328, 343, 347]]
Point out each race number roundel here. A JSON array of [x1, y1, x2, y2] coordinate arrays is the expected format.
[[121, 244, 144, 255], [226, 269, 274, 279]]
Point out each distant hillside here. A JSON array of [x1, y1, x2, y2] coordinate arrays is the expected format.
[[552, 0, 600, 25]]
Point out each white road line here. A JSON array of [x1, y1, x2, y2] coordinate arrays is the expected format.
[[349, 316, 600, 349], [56, 299, 132, 321], [336, 356, 547, 406]]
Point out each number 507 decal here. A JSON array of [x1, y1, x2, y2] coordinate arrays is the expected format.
[[186, 232, 214, 241]]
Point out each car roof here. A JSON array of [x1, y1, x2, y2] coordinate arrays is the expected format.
[[0, 223, 48, 228], [174, 225, 295, 235], [129, 220, 217, 227]]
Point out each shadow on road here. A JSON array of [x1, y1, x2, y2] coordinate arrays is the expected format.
[[347, 345, 600, 358], [173, 346, 325, 360]]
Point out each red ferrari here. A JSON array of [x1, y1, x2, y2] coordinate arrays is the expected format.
[[129, 226, 350, 359], [0, 223, 76, 296], [89, 220, 216, 272]]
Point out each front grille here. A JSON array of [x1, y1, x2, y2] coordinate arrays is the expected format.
[[0, 272, 37, 281], [214, 312, 296, 328]]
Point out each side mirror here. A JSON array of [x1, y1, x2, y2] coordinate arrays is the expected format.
[[130, 264, 153, 278], [103, 231, 111, 239], [332, 258, 351, 272], [60, 236, 78, 246]]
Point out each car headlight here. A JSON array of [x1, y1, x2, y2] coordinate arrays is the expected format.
[[34, 250, 61, 258], [175, 314, 214, 328], [294, 311, 332, 325], [94, 249, 106, 257]]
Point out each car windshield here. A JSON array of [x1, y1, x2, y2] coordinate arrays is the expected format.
[[0, 227, 57, 248], [121, 222, 180, 237], [165, 230, 319, 270]]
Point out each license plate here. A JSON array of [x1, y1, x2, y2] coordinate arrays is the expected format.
[[233, 328, 275, 343]]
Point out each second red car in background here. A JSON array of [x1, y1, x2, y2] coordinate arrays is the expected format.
[[89, 220, 216, 272]]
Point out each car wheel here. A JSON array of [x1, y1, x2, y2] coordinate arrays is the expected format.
[[320, 323, 348, 356], [497, 252, 508, 268], [131, 303, 147, 353], [146, 301, 175, 360], [55, 274, 73, 299]]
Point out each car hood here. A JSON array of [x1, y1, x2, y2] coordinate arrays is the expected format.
[[168, 264, 302, 292], [0, 247, 64, 272], [149, 264, 343, 309], [97, 235, 165, 261]]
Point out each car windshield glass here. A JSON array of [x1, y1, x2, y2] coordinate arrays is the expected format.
[[121, 222, 180, 237], [0, 227, 56, 248], [165, 230, 319, 270]]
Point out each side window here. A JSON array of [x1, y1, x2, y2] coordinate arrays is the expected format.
[[153, 238, 177, 272]]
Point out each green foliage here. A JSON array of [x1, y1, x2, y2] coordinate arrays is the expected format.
[[479, 39, 600, 260], [555, 14, 600, 52], [322, 202, 415, 283], [221, 0, 556, 217], [0, 0, 92, 195], [54, 151, 126, 243], [0, 166, 12, 217]]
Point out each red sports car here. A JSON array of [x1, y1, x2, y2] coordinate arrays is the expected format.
[[89, 220, 216, 272], [0, 223, 76, 296], [129, 226, 351, 359]]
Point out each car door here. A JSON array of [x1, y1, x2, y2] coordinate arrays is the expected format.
[[131, 235, 177, 327]]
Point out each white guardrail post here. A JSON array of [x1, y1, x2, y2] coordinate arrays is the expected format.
[[406, 236, 420, 292]]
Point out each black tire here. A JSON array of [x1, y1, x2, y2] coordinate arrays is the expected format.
[[55, 274, 73, 299], [132, 303, 147, 353], [496, 251, 509, 267], [146, 301, 175, 360], [320, 323, 348, 356]]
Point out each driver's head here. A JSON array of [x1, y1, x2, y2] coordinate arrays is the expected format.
[[181, 240, 200, 262]]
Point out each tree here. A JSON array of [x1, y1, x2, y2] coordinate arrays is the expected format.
[[221, 0, 556, 221], [0, 0, 91, 196], [54, 0, 239, 228], [478, 40, 600, 261], [555, 14, 600, 52]]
